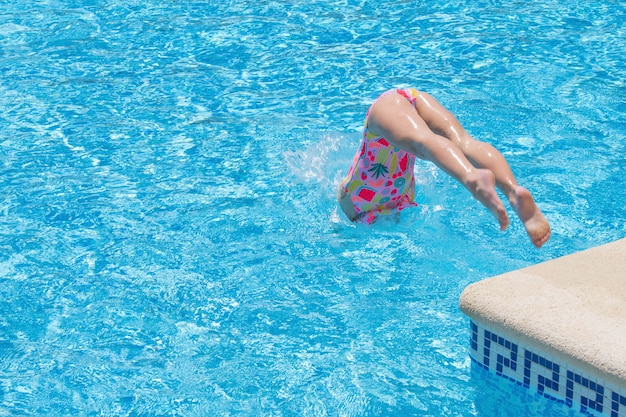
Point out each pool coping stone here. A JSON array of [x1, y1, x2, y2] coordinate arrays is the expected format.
[[460, 238, 626, 390]]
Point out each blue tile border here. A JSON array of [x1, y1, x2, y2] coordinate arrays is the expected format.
[[469, 320, 626, 417]]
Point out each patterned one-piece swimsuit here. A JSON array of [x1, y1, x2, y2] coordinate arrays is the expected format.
[[340, 88, 420, 223]]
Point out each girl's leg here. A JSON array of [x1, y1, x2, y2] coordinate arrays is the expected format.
[[412, 91, 518, 194], [366, 91, 510, 231], [412, 91, 551, 248]]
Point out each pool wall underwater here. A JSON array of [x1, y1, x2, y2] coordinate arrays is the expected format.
[[469, 319, 626, 417]]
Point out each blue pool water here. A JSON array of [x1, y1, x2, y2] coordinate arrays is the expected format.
[[1, 1, 625, 415]]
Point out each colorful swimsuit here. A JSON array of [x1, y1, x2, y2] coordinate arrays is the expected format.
[[340, 88, 420, 223]]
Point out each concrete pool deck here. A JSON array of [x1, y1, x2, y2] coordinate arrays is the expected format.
[[460, 238, 626, 416]]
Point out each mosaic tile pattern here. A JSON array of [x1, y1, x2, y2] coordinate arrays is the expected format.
[[469, 320, 626, 417]]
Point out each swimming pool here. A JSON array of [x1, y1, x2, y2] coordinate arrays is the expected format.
[[1, 0, 624, 415]]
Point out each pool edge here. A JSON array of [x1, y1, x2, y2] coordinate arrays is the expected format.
[[459, 238, 626, 417]]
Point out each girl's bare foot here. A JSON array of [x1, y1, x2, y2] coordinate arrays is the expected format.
[[466, 169, 509, 231], [510, 186, 551, 248]]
